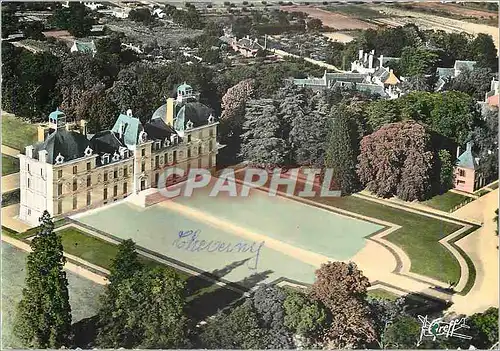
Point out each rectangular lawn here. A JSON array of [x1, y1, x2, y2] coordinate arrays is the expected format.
[[76, 202, 319, 287], [2, 154, 19, 176], [423, 191, 472, 212], [1, 113, 38, 152]]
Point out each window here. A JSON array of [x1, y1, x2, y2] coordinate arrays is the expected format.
[[142, 148, 146, 157], [123, 182, 128, 194], [27, 178, 30, 188], [28, 209, 31, 216], [164, 153, 168, 164], [113, 185, 118, 197], [58, 170, 62, 178], [155, 155, 159, 169], [87, 162, 91, 171], [57, 200, 62, 214], [27, 164, 30, 172], [173, 151, 177, 163], [209, 140, 213, 151], [155, 173, 159, 186], [187, 134, 192, 143], [124, 166, 128, 177], [114, 169, 118, 179], [87, 191, 91, 206], [198, 146, 202, 156], [187, 148, 191, 158], [73, 196, 77, 210], [141, 179, 145, 191], [209, 128, 214, 137], [141, 161, 145, 172], [40, 169, 43, 177], [104, 173, 108, 182], [104, 188, 108, 200], [58, 183, 63, 196], [73, 180, 77, 191], [73, 165, 77, 174], [87, 175, 91, 187], [459, 169, 466, 177], [199, 131, 203, 139]]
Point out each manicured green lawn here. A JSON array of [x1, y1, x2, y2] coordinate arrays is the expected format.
[[2, 154, 19, 176], [367, 288, 399, 301], [1, 189, 20, 208], [423, 191, 472, 212], [1, 113, 38, 152], [490, 182, 499, 190], [309, 196, 463, 284]]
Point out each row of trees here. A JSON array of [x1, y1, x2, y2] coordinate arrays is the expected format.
[[14, 212, 499, 349], [230, 82, 494, 200]]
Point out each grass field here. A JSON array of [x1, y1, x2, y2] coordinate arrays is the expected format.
[[367, 288, 399, 301], [1, 113, 38, 152], [328, 4, 388, 19], [423, 191, 472, 212], [2, 241, 104, 349], [2, 154, 19, 176], [309, 195, 463, 283]]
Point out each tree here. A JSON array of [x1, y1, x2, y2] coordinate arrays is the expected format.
[[399, 46, 439, 77], [220, 79, 255, 137], [129, 7, 153, 25], [283, 288, 328, 339], [96, 240, 144, 347], [200, 301, 265, 349], [1, 4, 19, 38], [471, 107, 498, 182], [307, 18, 322, 31], [20, 21, 45, 40], [365, 99, 400, 132], [309, 262, 376, 348], [382, 315, 421, 349], [250, 285, 294, 348], [14, 211, 72, 348], [368, 297, 406, 348], [449, 68, 493, 100], [325, 100, 362, 195], [467, 308, 498, 349], [469, 33, 498, 69], [240, 99, 288, 168], [357, 121, 434, 201], [49, 2, 94, 37], [97, 266, 188, 348], [437, 149, 454, 192]]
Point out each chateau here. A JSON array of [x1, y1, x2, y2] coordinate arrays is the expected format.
[[18, 84, 220, 226]]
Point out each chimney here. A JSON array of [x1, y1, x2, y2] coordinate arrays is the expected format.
[[358, 49, 363, 61], [80, 119, 87, 135], [165, 98, 175, 127], [364, 52, 368, 62], [38, 150, 48, 163], [126, 109, 133, 117], [456, 146, 461, 159], [119, 122, 124, 140], [37, 125, 46, 142], [368, 53, 374, 69], [26, 145, 34, 158], [379, 54, 384, 68]]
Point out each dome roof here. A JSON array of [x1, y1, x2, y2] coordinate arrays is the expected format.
[[151, 103, 167, 121], [176, 102, 213, 129], [34, 129, 91, 164]]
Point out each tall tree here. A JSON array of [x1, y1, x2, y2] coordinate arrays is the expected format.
[[365, 99, 400, 132], [49, 2, 95, 37], [399, 46, 439, 77], [471, 107, 499, 182], [14, 211, 72, 348], [368, 297, 406, 348], [200, 301, 265, 349], [309, 262, 376, 349], [469, 33, 498, 70], [382, 315, 421, 349], [450, 68, 493, 100], [240, 99, 288, 168], [97, 267, 187, 348], [467, 307, 499, 349], [437, 149, 454, 192], [325, 100, 362, 195], [357, 121, 434, 201]]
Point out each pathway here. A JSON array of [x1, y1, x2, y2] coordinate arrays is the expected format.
[[271, 48, 346, 72], [1, 145, 20, 157], [2, 173, 20, 193], [1, 204, 30, 233], [2, 234, 108, 285], [449, 189, 499, 315]]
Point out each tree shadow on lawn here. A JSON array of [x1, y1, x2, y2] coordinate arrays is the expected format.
[[186, 269, 274, 321], [185, 257, 251, 296], [403, 292, 452, 316]]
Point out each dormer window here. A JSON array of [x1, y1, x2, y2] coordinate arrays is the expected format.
[[208, 114, 215, 124], [138, 131, 148, 144], [171, 134, 178, 145], [55, 153, 65, 165], [102, 153, 110, 165], [164, 137, 170, 147], [112, 152, 120, 162], [155, 140, 161, 150], [84, 146, 93, 157], [119, 146, 129, 159], [186, 120, 194, 130]]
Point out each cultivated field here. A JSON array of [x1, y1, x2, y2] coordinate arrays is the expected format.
[[372, 6, 499, 50], [280, 5, 377, 30], [411, 2, 498, 19]]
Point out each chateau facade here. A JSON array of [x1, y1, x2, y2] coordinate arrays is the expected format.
[[19, 84, 219, 226]]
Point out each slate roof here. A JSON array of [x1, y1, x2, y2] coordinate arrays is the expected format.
[[331, 81, 388, 97], [237, 38, 261, 50], [325, 73, 367, 85], [373, 67, 390, 82], [457, 143, 478, 170], [454, 60, 476, 72], [436, 67, 455, 79], [33, 129, 91, 164], [111, 113, 144, 147], [176, 102, 213, 129], [89, 130, 123, 155], [73, 40, 96, 53], [144, 118, 176, 140]]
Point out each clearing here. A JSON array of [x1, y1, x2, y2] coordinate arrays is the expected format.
[[1, 112, 38, 152]]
